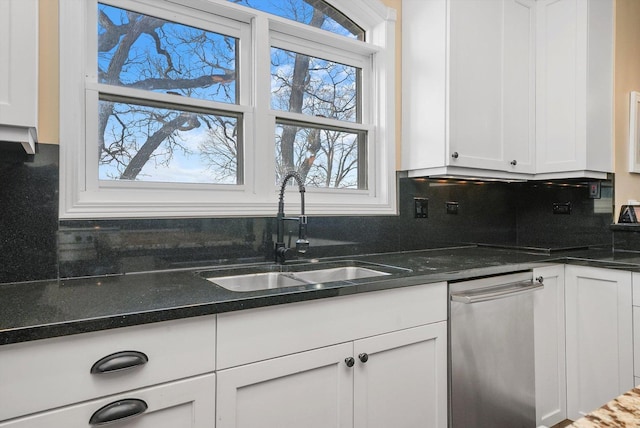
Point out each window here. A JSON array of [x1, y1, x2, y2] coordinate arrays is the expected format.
[[97, 2, 241, 185], [270, 47, 366, 189], [60, 0, 397, 218]]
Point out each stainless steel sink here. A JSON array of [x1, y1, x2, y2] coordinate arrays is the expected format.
[[291, 266, 389, 283], [200, 261, 408, 292], [207, 272, 307, 292]]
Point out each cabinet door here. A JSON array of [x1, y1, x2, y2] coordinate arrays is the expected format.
[[448, 0, 503, 171], [353, 323, 447, 428], [633, 273, 640, 379], [533, 265, 567, 427], [565, 265, 633, 420], [535, 0, 583, 173], [217, 343, 354, 428], [449, 0, 535, 173], [0, 0, 37, 127], [535, 0, 613, 175], [0, 374, 215, 428], [503, 0, 536, 173]]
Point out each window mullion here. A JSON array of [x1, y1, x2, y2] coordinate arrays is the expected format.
[[252, 15, 277, 201]]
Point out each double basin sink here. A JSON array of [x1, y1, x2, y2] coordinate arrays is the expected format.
[[198, 260, 411, 292]]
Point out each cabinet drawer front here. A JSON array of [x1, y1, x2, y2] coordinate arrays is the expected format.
[[217, 283, 447, 369], [0, 316, 216, 421], [0, 373, 215, 428], [633, 272, 640, 306]]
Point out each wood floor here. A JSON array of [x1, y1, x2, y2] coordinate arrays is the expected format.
[[551, 420, 573, 428]]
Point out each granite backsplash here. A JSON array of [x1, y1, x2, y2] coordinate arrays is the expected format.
[[0, 144, 617, 284], [612, 224, 640, 253]]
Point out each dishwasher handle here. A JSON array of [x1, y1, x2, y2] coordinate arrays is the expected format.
[[451, 277, 544, 304]]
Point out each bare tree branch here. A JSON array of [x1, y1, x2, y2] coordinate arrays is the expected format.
[[120, 112, 199, 179], [126, 72, 236, 92]]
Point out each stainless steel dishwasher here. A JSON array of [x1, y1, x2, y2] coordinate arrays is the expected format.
[[449, 271, 544, 428]]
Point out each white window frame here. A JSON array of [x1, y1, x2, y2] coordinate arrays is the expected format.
[[59, 0, 397, 219]]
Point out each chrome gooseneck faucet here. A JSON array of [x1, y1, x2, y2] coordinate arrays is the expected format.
[[275, 171, 309, 264]]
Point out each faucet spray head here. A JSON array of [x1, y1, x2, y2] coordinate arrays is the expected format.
[[296, 215, 309, 253]]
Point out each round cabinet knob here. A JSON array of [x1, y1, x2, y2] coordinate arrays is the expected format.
[[345, 357, 355, 368], [451, 152, 459, 159], [358, 353, 369, 363], [536, 276, 544, 284], [510, 160, 517, 166]]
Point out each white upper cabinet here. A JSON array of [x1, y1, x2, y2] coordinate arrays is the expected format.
[[535, 0, 613, 178], [402, 0, 536, 179], [401, 0, 613, 180], [0, 0, 38, 154]]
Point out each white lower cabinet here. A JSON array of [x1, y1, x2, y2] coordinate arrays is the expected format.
[[217, 343, 354, 428], [216, 283, 448, 428], [632, 272, 640, 384], [217, 323, 447, 428], [533, 264, 567, 427], [0, 374, 215, 428], [534, 264, 636, 424], [564, 265, 633, 420], [0, 316, 216, 426], [634, 306, 640, 383], [353, 323, 447, 428]]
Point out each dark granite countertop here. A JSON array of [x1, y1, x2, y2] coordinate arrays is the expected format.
[[2, 245, 640, 346]]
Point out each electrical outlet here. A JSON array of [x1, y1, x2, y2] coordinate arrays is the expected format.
[[552, 202, 571, 215], [414, 198, 428, 218], [588, 182, 601, 199], [446, 201, 459, 215]]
